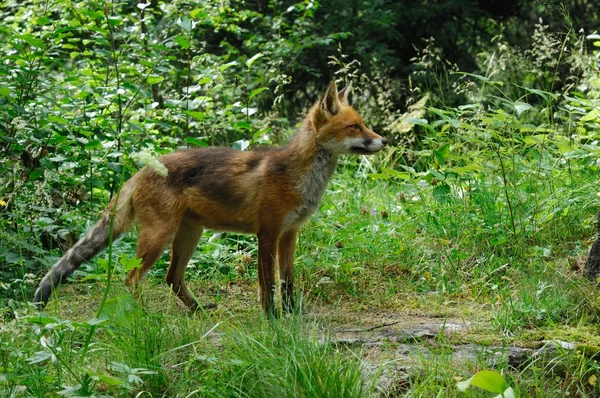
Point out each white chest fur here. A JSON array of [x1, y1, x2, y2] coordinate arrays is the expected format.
[[284, 149, 338, 229]]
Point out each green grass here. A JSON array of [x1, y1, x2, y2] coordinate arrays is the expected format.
[[3, 158, 600, 396], [1, 295, 373, 397], [3, 26, 600, 397]]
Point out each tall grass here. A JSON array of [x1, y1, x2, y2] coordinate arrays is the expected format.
[[2, 13, 600, 398], [1, 302, 373, 397]]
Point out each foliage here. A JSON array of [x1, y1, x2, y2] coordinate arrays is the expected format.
[[457, 370, 514, 397], [0, 304, 371, 397], [1, 0, 600, 396]]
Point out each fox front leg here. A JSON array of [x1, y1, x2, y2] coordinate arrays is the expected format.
[[278, 229, 298, 313], [257, 231, 278, 316]]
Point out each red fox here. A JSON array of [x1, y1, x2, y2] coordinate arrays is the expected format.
[[34, 81, 387, 315]]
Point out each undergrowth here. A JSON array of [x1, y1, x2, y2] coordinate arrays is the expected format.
[[2, 4, 600, 397]]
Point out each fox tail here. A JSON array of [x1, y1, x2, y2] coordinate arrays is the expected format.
[[33, 179, 137, 307]]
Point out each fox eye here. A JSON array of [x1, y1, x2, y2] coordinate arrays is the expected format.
[[350, 124, 360, 130]]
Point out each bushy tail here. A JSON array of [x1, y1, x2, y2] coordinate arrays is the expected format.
[[33, 181, 137, 307]]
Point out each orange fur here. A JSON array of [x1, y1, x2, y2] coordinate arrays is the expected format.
[[34, 81, 387, 315]]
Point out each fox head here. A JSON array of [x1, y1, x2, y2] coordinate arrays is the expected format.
[[312, 81, 387, 155]]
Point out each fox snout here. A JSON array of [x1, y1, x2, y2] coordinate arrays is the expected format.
[[348, 134, 388, 155]]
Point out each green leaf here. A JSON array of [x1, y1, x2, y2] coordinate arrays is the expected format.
[[521, 87, 557, 101], [185, 136, 208, 147], [98, 295, 139, 328], [220, 61, 237, 72], [490, 236, 508, 246], [432, 184, 451, 203], [513, 101, 532, 116], [147, 75, 164, 85], [119, 254, 142, 271], [48, 115, 67, 124], [190, 9, 208, 19], [95, 373, 125, 386], [246, 52, 264, 69], [79, 9, 104, 20], [22, 34, 45, 48], [457, 376, 473, 392], [447, 164, 482, 174], [236, 121, 252, 131], [85, 139, 102, 150], [429, 169, 445, 180], [457, 372, 513, 398], [458, 104, 479, 111], [177, 16, 193, 31], [379, 167, 410, 180], [581, 109, 600, 122], [434, 144, 450, 165], [0, 87, 11, 97], [249, 87, 268, 101], [303, 257, 315, 266], [522, 134, 547, 146], [2, 252, 20, 263], [552, 140, 572, 154], [28, 168, 43, 180], [470, 370, 508, 394], [369, 173, 388, 180], [130, 151, 167, 176], [26, 316, 60, 326], [108, 16, 122, 26], [35, 17, 51, 25], [185, 111, 205, 121], [174, 35, 190, 49]]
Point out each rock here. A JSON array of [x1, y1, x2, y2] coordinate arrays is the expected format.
[[330, 319, 580, 395], [331, 320, 469, 347], [503, 346, 534, 368], [530, 340, 577, 376], [584, 211, 600, 282]]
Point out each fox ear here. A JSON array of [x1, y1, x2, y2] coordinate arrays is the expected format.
[[338, 82, 352, 105], [319, 81, 341, 116]]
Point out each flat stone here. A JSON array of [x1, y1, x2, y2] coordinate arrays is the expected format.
[[331, 320, 470, 347]]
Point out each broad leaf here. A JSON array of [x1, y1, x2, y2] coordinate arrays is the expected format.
[[470, 370, 508, 393], [246, 52, 264, 68], [249, 87, 268, 101]]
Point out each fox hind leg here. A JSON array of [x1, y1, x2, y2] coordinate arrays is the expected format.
[[166, 220, 204, 309], [125, 219, 177, 298]]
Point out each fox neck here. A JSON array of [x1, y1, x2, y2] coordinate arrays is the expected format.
[[284, 120, 338, 225], [299, 146, 337, 201]]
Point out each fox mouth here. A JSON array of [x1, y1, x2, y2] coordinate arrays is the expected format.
[[350, 146, 380, 155]]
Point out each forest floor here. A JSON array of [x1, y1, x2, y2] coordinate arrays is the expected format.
[[39, 274, 600, 396]]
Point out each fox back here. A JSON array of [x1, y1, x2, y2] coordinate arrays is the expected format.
[[34, 81, 387, 315]]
